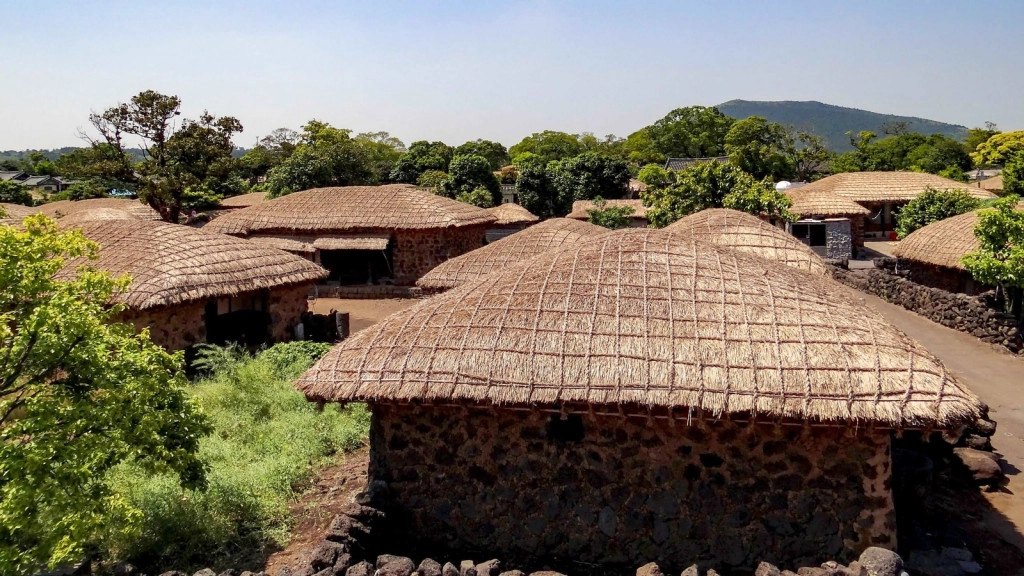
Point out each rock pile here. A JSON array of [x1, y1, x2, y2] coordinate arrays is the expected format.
[[951, 412, 1005, 489]]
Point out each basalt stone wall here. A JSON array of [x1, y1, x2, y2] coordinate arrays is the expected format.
[[392, 225, 488, 285], [117, 300, 207, 351], [367, 403, 895, 574], [268, 283, 314, 342], [825, 220, 853, 261], [830, 266, 1022, 354], [850, 215, 866, 248]]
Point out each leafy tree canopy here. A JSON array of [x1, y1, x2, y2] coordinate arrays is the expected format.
[[965, 123, 1000, 156], [509, 131, 585, 165], [453, 140, 509, 171], [894, 187, 982, 239], [549, 152, 631, 214], [641, 160, 792, 227], [1003, 156, 1024, 196], [514, 164, 559, 219], [636, 164, 675, 188], [586, 196, 634, 229], [264, 120, 375, 197], [0, 181, 33, 206], [389, 140, 454, 183], [724, 116, 795, 181], [454, 186, 495, 208], [621, 128, 665, 166], [439, 155, 500, 207], [832, 131, 971, 176], [645, 106, 735, 159], [415, 169, 449, 192], [961, 195, 1024, 317], [972, 131, 1024, 167], [0, 216, 209, 573], [353, 131, 406, 183]]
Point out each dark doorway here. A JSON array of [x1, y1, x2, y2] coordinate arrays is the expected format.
[[204, 292, 271, 348], [318, 249, 393, 284]]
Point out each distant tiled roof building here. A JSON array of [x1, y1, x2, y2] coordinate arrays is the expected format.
[[0, 171, 29, 182], [664, 156, 728, 171]]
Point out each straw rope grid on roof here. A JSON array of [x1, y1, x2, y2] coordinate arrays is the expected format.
[[246, 236, 317, 253], [219, 191, 269, 208], [486, 203, 540, 225], [204, 185, 496, 236], [665, 208, 828, 276], [566, 199, 649, 220], [786, 188, 871, 218], [39, 198, 161, 221], [56, 207, 139, 228], [417, 218, 606, 291], [297, 228, 981, 429], [60, 219, 328, 309], [795, 172, 997, 203]]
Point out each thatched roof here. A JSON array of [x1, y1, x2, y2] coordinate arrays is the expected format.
[[666, 209, 828, 275], [893, 212, 980, 271], [205, 185, 496, 236], [39, 198, 161, 221], [62, 219, 327, 309], [297, 228, 981, 429], [0, 203, 36, 224], [417, 218, 605, 291], [486, 203, 540, 226], [219, 191, 269, 209], [796, 172, 998, 204], [787, 188, 870, 218], [567, 199, 648, 220], [57, 207, 139, 228], [974, 175, 1003, 192]]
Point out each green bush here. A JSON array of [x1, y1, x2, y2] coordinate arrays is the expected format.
[[894, 187, 982, 239], [96, 342, 368, 571]]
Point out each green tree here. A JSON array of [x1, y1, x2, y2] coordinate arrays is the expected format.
[[508, 131, 585, 165], [514, 164, 559, 218], [641, 160, 792, 227], [586, 196, 634, 229], [723, 116, 795, 181], [906, 134, 973, 174], [965, 123, 1000, 157], [1002, 155, 1024, 196], [0, 216, 209, 573], [439, 155, 500, 206], [937, 165, 968, 182], [416, 169, 449, 192], [894, 187, 982, 239], [57, 179, 109, 201], [972, 131, 1024, 167], [353, 131, 406, 183], [645, 106, 735, 159], [453, 140, 509, 171], [511, 152, 545, 172], [622, 128, 665, 166], [264, 120, 375, 197], [389, 140, 453, 183], [549, 152, 631, 214], [238, 129, 300, 186], [0, 181, 33, 206], [454, 186, 495, 208], [962, 195, 1024, 317], [84, 90, 243, 222], [636, 164, 675, 188], [792, 131, 834, 181]]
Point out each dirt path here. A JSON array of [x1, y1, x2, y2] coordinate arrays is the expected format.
[[309, 297, 420, 333], [856, 292, 1024, 556]]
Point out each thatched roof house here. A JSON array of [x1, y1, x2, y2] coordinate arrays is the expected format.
[[298, 228, 979, 572], [782, 188, 872, 256], [666, 208, 828, 275], [205, 185, 495, 286], [794, 172, 997, 239], [56, 207, 139, 228], [973, 175, 1003, 193], [64, 219, 327, 350], [39, 198, 161, 221], [417, 218, 604, 292], [484, 203, 540, 242], [219, 191, 269, 209], [786, 188, 870, 219], [566, 199, 650, 227]]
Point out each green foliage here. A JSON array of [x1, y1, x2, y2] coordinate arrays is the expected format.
[[353, 131, 406, 183], [962, 195, 1024, 316], [937, 165, 967, 183], [416, 169, 449, 192], [453, 140, 509, 171], [724, 116, 795, 181], [1003, 156, 1024, 196], [0, 216, 209, 574], [0, 181, 33, 206], [645, 106, 735, 159], [965, 124, 1000, 156], [509, 131, 585, 165], [439, 155, 500, 206], [511, 152, 545, 172], [586, 196, 634, 229], [454, 187, 495, 208], [641, 161, 793, 227], [894, 187, 982, 239], [389, 141, 453, 183], [636, 164, 675, 188], [792, 132, 834, 181], [549, 152, 631, 211], [264, 121, 375, 197], [972, 131, 1024, 167], [97, 342, 367, 572], [831, 131, 971, 176], [181, 183, 224, 212], [58, 179, 110, 201], [514, 164, 558, 218], [497, 165, 519, 184]]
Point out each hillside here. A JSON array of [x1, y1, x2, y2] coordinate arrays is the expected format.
[[716, 100, 969, 152]]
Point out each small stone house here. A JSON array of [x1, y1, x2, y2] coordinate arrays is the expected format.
[[60, 218, 328, 351], [892, 209, 1001, 295], [297, 228, 981, 574], [785, 187, 872, 258], [205, 185, 496, 286], [792, 172, 996, 240], [567, 199, 650, 227], [484, 203, 540, 242], [417, 218, 605, 292], [666, 208, 828, 276]]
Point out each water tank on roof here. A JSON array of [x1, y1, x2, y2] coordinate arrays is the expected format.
[[775, 181, 793, 191]]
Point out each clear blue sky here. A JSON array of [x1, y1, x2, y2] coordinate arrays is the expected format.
[[2, 0, 1022, 150]]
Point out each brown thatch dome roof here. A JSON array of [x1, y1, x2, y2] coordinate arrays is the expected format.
[[893, 211, 980, 271], [0, 203, 36, 224], [297, 228, 980, 429], [786, 188, 870, 218], [39, 198, 161, 221], [666, 209, 828, 275], [63, 219, 327, 309], [417, 218, 605, 291], [795, 172, 997, 204], [219, 191, 269, 209], [974, 175, 1003, 192], [486, 203, 540, 225], [204, 185, 496, 236], [567, 199, 648, 220], [57, 207, 139, 228]]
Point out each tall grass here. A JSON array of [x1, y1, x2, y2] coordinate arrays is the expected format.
[[97, 342, 369, 571]]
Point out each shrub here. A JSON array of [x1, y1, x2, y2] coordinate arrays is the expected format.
[[455, 186, 495, 208], [416, 169, 449, 192], [894, 187, 982, 239], [586, 196, 634, 229], [96, 342, 368, 572]]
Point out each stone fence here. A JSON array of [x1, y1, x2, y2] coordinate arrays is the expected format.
[[311, 285, 424, 300], [829, 264, 1022, 354]]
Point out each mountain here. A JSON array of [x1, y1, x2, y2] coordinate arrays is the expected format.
[[716, 100, 969, 153]]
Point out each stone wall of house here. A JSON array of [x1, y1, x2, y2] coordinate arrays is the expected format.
[[366, 403, 895, 574], [392, 225, 488, 285], [830, 265, 1022, 354], [117, 300, 208, 351], [268, 283, 314, 342], [825, 220, 853, 261], [850, 215, 865, 248]]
